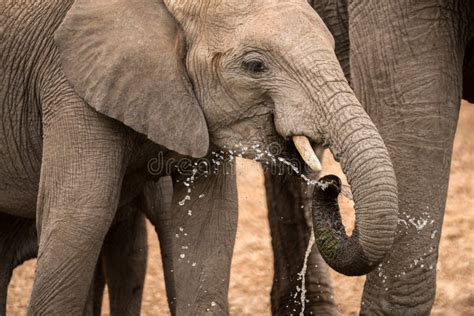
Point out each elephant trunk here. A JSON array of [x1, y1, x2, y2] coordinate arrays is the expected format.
[[307, 71, 398, 276], [277, 47, 399, 275]]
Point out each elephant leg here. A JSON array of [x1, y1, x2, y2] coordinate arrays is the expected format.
[[0, 213, 37, 316], [29, 94, 128, 314], [0, 213, 108, 316], [0, 268, 9, 316], [142, 177, 176, 312], [82, 259, 107, 316], [265, 172, 337, 316], [101, 207, 148, 316], [152, 163, 238, 315], [0, 266, 10, 316], [349, 1, 473, 314], [92, 258, 106, 316]]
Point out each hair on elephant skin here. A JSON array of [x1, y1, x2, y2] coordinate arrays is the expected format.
[[309, 0, 474, 314], [2, 0, 399, 314]]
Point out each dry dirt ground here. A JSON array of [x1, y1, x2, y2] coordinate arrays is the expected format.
[[7, 102, 473, 315]]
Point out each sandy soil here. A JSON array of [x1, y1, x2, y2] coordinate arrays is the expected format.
[[6, 102, 473, 315]]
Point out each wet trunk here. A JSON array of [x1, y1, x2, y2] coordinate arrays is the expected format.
[[311, 79, 399, 275], [276, 47, 399, 275]]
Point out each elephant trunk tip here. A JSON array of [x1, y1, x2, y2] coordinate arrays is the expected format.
[[312, 175, 381, 276], [316, 175, 341, 200]]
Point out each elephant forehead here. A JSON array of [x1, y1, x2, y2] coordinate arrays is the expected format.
[[232, 2, 335, 52]]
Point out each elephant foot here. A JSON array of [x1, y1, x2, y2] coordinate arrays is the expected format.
[[273, 300, 338, 316]]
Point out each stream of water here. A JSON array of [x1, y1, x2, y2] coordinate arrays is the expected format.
[[298, 228, 316, 315]]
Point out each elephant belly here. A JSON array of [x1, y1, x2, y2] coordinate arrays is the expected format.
[[0, 108, 42, 219], [0, 187, 38, 218], [0, 149, 41, 218]]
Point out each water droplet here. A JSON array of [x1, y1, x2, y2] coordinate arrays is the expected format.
[[178, 195, 191, 206]]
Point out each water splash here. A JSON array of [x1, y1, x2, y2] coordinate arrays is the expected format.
[[173, 143, 354, 277], [408, 218, 428, 231], [298, 228, 315, 315], [276, 156, 353, 201], [178, 195, 191, 206]]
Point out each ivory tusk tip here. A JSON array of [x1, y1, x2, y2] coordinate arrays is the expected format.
[[292, 135, 322, 172]]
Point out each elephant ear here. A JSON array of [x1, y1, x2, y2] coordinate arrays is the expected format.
[[54, 0, 209, 158]]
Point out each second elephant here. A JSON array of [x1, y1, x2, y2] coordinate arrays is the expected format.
[[310, 0, 474, 314]]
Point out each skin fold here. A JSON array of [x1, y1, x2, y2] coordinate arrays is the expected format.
[[1, 0, 398, 314], [309, 0, 474, 314]]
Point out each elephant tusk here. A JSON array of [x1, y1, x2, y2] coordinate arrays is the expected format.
[[293, 136, 322, 172]]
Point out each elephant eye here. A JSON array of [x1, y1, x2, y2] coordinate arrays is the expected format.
[[243, 58, 268, 75]]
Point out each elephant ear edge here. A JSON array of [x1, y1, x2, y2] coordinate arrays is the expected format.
[[54, 0, 209, 158]]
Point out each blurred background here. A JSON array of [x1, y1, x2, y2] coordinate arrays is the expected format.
[[7, 101, 473, 315]]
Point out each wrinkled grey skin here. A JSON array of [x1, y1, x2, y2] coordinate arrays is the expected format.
[[309, 0, 474, 314], [0, 197, 148, 316], [0, 178, 175, 316], [1, 0, 398, 314]]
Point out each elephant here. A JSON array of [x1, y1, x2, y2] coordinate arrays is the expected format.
[[305, 0, 474, 314], [1, 0, 399, 314]]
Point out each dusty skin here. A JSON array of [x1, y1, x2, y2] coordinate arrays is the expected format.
[[7, 102, 473, 314]]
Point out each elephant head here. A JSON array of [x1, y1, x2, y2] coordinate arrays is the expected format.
[[55, 0, 398, 275]]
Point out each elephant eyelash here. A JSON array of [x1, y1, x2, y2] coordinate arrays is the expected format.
[[243, 59, 268, 74], [241, 56, 271, 79], [238, 50, 271, 77]]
